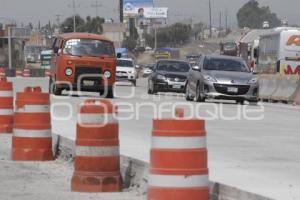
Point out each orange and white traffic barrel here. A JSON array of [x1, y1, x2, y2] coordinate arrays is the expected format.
[[148, 108, 209, 200], [22, 69, 31, 77], [12, 87, 53, 161], [16, 69, 23, 77], [44, 69, 51, 77], [0, 67, 5, 78], [71, 99, 122, 192], [0, 77, 13, 134]]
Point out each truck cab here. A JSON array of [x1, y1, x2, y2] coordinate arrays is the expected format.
[[50, 33, 117, 98]]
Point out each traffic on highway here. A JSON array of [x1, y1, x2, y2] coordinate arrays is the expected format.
[[0, 0, 300, 200]]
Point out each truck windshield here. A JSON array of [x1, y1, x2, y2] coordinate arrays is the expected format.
[[63, 39, 115, 57]]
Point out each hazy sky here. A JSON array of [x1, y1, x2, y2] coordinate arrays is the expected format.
[[0, 0, 299, 27]]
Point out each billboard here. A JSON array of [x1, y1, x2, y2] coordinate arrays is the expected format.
[[143, 7, 168, 19], [123, 0, 154, 16]]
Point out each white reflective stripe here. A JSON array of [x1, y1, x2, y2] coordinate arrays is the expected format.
[[149, 174, 209, 188], [76, 146, 119, 157], [0, 109, 13, 115], [0, 91, 13, 97], [13, 129, 51, 138], [152, 136, 206, 149], [17, 105, 50, 113], [77, 113, 117, 124]]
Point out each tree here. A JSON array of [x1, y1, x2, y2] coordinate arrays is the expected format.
[[122, 37, 137, 51], [61, 15, 85, 33], [237, 0, 281, 29]]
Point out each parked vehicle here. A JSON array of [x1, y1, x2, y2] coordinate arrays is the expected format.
[[148, 60, 191, 94], [185, 55, 259, 104], [24, 45, 46, 63], [116, 58, 138, 86], [50, 33, 117, 98]]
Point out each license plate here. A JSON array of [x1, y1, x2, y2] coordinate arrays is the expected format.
[[83, 80, 95, 86], [227, 87, 238, 93], [172, 84, 181, 89]]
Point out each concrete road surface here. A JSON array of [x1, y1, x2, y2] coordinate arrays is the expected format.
[[49, 78, 300, 200]]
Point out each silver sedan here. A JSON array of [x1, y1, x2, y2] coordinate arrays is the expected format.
[[185, 55, 259, 104]]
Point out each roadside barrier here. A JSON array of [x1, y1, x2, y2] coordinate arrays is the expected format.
[[0, 67, 5, 78], [71, 99, 122, 192], [258, 74, 281, 101], [45, 69, 51, 77], [0, 77, 13, 134], [12, 87, 53, 161], [271, 75, 300, 102], [148, 108, 209, 200], [293, 82, 300, 105], [22, 69, 31, 77], [16, 69, 23, 77]]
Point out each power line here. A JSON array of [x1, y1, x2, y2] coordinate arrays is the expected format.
[[91, 0, 102, 17]]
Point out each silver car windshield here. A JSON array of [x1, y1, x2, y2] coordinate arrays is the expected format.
[[204, 58, 249, 72]]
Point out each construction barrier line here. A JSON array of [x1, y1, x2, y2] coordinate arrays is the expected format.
[[75, 146, 120, 157], [16, 105, 50, 113], [13, 129, 51, 138], [149, 174, 209, 188], [152, 136, 207, 149], [0, 91, 13, 97], [0, 109, 14, 115], [77, 113, 117, 124]]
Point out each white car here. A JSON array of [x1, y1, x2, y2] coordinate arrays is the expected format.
[[116, 58, 138, 86]]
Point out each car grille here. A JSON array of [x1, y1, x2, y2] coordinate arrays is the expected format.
[[167, 77, 186, 82], [214, 84, 250, 95], [75, 66, 102, 85]]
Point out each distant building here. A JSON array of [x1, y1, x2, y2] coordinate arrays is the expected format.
[[0, 24, 31, 68], [102, 23, 126, 48]]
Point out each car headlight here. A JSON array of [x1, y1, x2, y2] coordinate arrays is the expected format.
[[104, 71, 111, 78], [65, 67, 73, 76], [248, 78, 258, 84], [203, 74, 216, 82], [128, 70, 135, 74], [157, 74, 166, 80]]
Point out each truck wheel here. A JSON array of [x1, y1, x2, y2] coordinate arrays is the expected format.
[[53, 84, 62, 96]]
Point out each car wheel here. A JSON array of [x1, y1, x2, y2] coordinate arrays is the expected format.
[[103, 88, 114, 98], [185, 83, 193, 101], [52, 83, 62, 96], [131, 80, 137, 87], [195, 83, 205, 102], [236, 100, 244, 105]]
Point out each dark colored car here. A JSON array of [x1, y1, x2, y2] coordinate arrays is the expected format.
[[185, 55, 259, 104], [147, 60, 191, 94], [220, 42, 238, 56]]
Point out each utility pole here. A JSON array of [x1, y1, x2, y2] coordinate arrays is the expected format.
[[69, 0, 80, 32], [209, 0, 212, 38], [91, 0, 102, 17], [119, 0, 123, 23], [219, 11, 222, 37], [225, 9, 228, 34], [8, 26, 12, 69]]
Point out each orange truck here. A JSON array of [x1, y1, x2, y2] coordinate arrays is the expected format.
[[50, 33, 118, 98]]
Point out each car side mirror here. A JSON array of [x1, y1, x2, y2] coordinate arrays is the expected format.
[[117, 53, 122, 58], [53, 47, 59, 54], [192, 65, 201, 71]]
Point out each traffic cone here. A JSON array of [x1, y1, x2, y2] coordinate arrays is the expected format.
[[0, 77, 13, 134], [71, 99, 122, 192]]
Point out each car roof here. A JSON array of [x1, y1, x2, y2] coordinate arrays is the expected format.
[[57, 32, 112, 43], [204, 54, 244, 62], [156, 59, 189, 63]]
